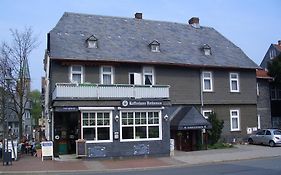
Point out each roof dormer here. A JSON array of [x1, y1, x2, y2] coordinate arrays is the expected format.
[[202, 44, 211, 56], [149, 40, 160, 52], [86, 35, 98, 48]]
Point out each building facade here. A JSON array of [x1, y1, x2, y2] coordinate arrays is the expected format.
[[44, 12, 259, 157], [260, 41, 281, 128]]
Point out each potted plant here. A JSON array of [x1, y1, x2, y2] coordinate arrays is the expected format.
[[35, 143, 42, 157]]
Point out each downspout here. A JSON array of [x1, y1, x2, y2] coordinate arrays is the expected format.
[[200, 69, 205, 148], [200, 69, 204, 112]]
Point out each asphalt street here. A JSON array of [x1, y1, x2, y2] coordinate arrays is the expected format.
[[57, 156, 281, 175]]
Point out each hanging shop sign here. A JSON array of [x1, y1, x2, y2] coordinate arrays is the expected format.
[[121, 100, 163, 108], [55, 106, 79, 112]]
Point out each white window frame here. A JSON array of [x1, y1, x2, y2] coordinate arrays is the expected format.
[[151, 45, 160, 52], [81, 110, 113, 143], [143, 66, 155, 85], [202, 109, 213, 119], [120, 109, 162, 142], [70, 65, 84, 84], [202, 71, 213, 92], [100, 66, 114, 84], [230, 109, 240, 131], [129, 72, 142, 85], [257, 114, 261, 129], [229, 73, 240, 92], [257, 83, 260, 96]]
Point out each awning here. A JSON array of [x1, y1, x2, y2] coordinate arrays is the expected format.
[[170, 106, 211, 130]]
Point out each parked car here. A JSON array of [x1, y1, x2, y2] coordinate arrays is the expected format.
[[248, 129, 281, 147]]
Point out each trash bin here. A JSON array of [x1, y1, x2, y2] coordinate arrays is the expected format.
[[3, 150, 12, 166]]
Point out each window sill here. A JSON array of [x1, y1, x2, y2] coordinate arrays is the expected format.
[[85, 140, 113, 143], [230, 129, 241, 132], [120, 138, 162, 142]]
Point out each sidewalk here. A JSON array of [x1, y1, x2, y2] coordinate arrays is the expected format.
[[1, 144, 281, 174]]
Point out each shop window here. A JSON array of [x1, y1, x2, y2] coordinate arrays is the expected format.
[[81, 111, 112, 142], [121, 110, 161, 141]]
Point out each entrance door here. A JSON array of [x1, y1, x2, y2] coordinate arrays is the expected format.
[[54, 112, 79, 155], [173, 130, 202, 151]]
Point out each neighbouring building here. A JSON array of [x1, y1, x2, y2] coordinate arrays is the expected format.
[[256, 69, 273, 129], [260, 40, 281, 128], [43, 12, 259, 157]]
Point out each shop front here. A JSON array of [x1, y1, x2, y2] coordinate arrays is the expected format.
[[170, 106, 211, 151], [51, 99, 171, 158]]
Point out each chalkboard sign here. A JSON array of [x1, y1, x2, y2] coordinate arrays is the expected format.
[[88, 146, 106, 158], [133, 144, 149, 155], [76, 140, 86, 157]]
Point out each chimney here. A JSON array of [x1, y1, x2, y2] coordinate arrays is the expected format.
[[188, 17, 200, 28], [135, 13, 142, 19], [278, 40, 281, 45]]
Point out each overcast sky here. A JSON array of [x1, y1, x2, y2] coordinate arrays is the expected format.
[[0, 0, 280, 90]]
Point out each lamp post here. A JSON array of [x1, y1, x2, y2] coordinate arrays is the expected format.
[[3, 69, 12, 155]]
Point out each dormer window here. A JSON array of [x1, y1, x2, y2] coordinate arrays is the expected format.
[[149, 40, 160, 52], [86, 35, 98, 48], [202, 44, 211, 56]]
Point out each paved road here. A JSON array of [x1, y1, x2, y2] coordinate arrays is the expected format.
[[57, 156, 281, 175]]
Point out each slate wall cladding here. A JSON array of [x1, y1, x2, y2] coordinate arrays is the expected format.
[[257, 79, 272, 129], [201, 104, 257, 142], [86, 108, 170, 157], [51, 61, 257, 106]]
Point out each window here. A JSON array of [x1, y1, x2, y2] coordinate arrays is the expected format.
[[230, 73, 239, 92], [70, 65, 83, 84], [266, 130, 271, 135], [143, 67, 155, 85], [230, 109, 240, 131], [100, 66, 113, 84], [120, 110, 162, 141], [149, 40, 160, 52], [256, 83, 260, 96], [271, 88, 277, 100], [202, 110, 213, 119], [86, 35, 98, 48], [81, 111, 112, 142], [202, 71, 213, 92], [202, 44, 211, 56], [129, 73, 142, 85], [257, 114, 261, 129]]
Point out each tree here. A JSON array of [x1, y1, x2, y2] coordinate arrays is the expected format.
[[207, 112, 224, 145], [30, 90, 42, 125], [268, 54, 281, 87], [0, 27, 38, 141]]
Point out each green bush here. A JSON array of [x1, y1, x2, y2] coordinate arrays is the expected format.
[[35, 143, 41, 150], [207, 112, 224, 145]]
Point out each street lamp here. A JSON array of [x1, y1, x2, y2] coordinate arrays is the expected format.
[[3, 69, 12, 151]]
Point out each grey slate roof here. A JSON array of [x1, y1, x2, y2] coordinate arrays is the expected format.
[[49, 12, 258, 69]]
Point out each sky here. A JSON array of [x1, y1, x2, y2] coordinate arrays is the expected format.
[[0, 0, 280, 90]]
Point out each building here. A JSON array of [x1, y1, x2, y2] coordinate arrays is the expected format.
[[43, 12, 259, 157], [256, 69, 273, 129], [260, 40, 281, 128]]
